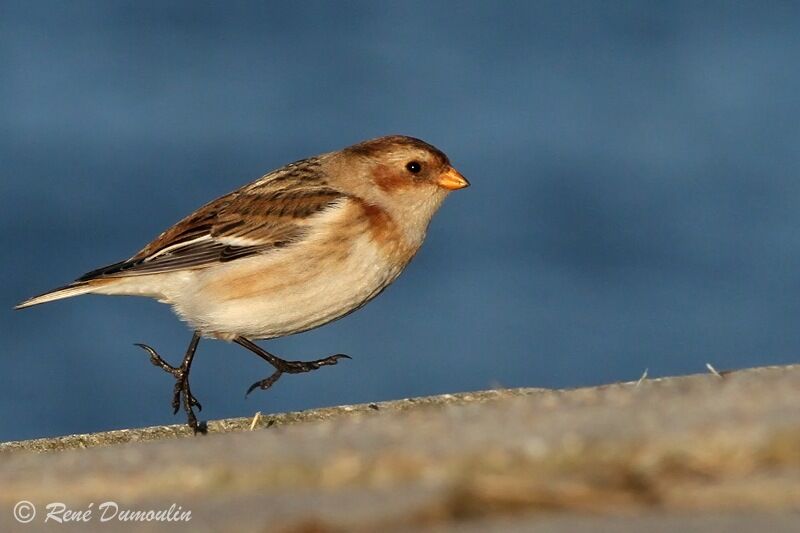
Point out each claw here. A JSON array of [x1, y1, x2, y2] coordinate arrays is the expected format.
[[244, 353, 352, 397], [245, 381, 260, 397], [134, 343, 153, 353], [245, 370, 282, 397], [136, 333, 204, 433], [191, 396, 203, 411], [315, 354, 351, 366], [135, 343, 178, 373]]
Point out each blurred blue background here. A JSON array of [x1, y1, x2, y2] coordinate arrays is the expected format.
[[3, 1, 800, 441]]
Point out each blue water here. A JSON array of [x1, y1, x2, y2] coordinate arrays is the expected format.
[[3, 1, 800, 441]]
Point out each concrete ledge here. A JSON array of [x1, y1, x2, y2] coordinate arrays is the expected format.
[[2, 365, 799, 531], [0, 388, 546, 454]]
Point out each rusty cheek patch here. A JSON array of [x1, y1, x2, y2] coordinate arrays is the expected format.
[[355, 199, 393, 242], [351, 199, 415, 263], [372, 164, 411, 193]]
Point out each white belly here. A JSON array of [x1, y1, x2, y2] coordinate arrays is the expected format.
[[169, 232, 407, 339]]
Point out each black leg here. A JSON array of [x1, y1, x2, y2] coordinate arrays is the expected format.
[[135, 331, 206, 433], [233, 337, 351, 396]]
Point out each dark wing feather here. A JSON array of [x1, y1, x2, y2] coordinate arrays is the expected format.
[[79, 157, 346, 280]]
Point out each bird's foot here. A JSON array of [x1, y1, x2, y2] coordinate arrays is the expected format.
[[245, 354, 351, 396], [135, 343, 206, 434]]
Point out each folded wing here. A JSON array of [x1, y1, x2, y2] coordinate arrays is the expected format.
[[79, 158, 346, 280]]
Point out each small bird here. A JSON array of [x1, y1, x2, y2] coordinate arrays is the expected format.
[[16, 135, 469, 432]]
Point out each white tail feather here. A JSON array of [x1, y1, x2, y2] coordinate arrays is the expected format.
[[15, 282, 96, 309]]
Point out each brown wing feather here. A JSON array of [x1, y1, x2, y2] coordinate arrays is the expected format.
[[78, 157, 346, 280]]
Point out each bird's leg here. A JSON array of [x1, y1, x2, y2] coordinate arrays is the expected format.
[[234, 336, 351, 396], [135, 331, 206, 433]]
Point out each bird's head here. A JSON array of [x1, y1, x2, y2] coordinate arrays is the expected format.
[[330, 135, 469, 228]]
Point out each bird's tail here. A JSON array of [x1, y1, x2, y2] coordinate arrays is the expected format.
[[15, 282, 97, 309]]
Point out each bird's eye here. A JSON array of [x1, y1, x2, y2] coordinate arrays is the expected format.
[[405, 161, 422, 174]]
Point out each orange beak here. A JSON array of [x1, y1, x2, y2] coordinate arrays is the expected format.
[[437, 166, 470, 191]]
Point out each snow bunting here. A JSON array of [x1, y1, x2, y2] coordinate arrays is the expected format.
[[16, 135, 470, 431]]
